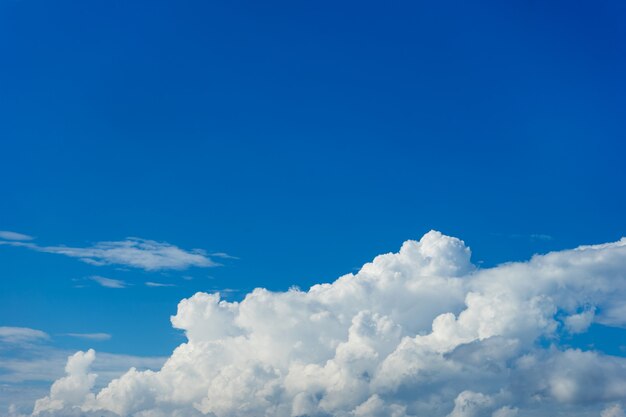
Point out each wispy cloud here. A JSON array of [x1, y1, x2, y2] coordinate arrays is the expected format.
[[491, 232, 554, 242], [0, 231, 33, 241], [0, 327, 48, 344], [0, 237, 225, 271], [210, 287, 239, 294], [530, 233, 553, 241], [64, 333, 112, 341], [145, 281, 175, 288], [210, 252, 239, 260], [88, 276, 128, 289]]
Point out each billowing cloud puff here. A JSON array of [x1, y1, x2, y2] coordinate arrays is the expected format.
[[31, 231, 626, 416], [33, 350, 97, 415]]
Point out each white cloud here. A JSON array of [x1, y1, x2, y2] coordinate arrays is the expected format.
[[0, 344, 165, 416], [602, 404, 625, 417], [492, 406, 518, 417], [0, 231, 34, 241], [29, 231, 626, 417], [65, 333, 112, 341], [0, 237, 221, 271], [564, 307, 595, 334], [145, 282, 176, 288], [210, 252, 239, 260], [530, 234, 553, 241], [32, 350, 98, 415], [88, 276, 128, 289], [0, 327, 48, 344], [447, 391, 493, 417]]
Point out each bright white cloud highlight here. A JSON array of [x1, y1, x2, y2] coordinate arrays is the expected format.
[[30, 231, 626, 417], [33, 350, 97, 415]]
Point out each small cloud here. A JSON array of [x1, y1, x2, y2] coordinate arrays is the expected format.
[[145, 281, 176, 288], [564, 308, 595, 334], [64, 333, 112, 341], [601, 404, 625, 417], [500, 233, 553, 242], [0, 326, 48, 344], [0, 231, 34, 241], [530, 234, 553, 241], [210, 288, 239, 295], [89, 276, 128, 289], [0, 237, 223, 271], [210, 252, 239, 260]]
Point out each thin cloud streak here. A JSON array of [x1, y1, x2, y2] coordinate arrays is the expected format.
[[0, 237, 229, 271], [0, 327, 48, 344], [0, 231, 34, 241], [144, 281, 175, 287], [88, 276, 128, 289], [64, 333, 112, 341], [210, 252, 239, 260]]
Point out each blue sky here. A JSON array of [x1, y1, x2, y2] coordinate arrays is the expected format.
[[1, 1, 626, 415]]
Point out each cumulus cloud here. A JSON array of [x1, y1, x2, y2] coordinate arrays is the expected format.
[[32, 350, 98, 415], [0, 237, 223, 271], [1, 344, 165, 416], [30, 231, 626, 417], [447, 391, 493, 417]]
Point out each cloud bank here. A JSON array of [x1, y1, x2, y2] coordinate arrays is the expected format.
[[29, 231, 626, 417]]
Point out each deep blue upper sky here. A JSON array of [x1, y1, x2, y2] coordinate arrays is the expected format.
[[1, 0, 625, 357]]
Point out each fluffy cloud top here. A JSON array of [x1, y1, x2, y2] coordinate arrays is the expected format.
[[31, 231, 626, 417], [33, 350, 98, 415]]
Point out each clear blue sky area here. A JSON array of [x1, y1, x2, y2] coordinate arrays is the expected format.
[[1, 0, 625, 357]]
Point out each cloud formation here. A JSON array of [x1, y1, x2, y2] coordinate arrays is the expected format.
[[0, 328, 164, 415], [88, 276, 129, 289], [0, 327, 48, 344], [65, 333, 112, 341], [0, 237, 222, 271], [145, 281, 176, 288], [0, 231, 34, 241], [30, 231, 626, 416]]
